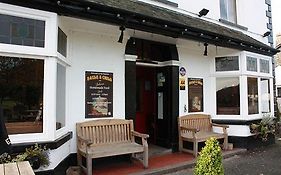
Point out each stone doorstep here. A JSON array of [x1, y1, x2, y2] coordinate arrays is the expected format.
[[129, 148, 247, 175]]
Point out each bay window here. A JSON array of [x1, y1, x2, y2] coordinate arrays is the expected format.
[[0, 56, 44, 134], [246, 56, 257, 72], [0, 13, 45, 47], [56, 63, 66, 130], [247, 77, 259, 114], [261, 79, 270, 113], [216, 56, 239, 71], [260, 59, 270, 73], [216, 77, 240, 115]]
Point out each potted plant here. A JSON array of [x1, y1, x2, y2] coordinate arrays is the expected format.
[[250, 114, 275, 142], [12, 144, 50, 169]]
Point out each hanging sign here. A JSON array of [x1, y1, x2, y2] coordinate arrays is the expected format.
[[85, 71, 113, 118]]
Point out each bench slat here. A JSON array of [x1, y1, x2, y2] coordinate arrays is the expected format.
[[4, 163, 19, 175], [0, 164, 3, 175], [84, 143, 144, 158], [17, 161, 35, 175]]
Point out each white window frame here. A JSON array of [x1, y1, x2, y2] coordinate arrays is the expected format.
[[212, 52, 273, 121], [242, 52, 273, 120], [0, 3, 57, 57], [0, 3, 65, 143]]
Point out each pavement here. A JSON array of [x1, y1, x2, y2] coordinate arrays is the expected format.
[[166, 139, 281, 175]]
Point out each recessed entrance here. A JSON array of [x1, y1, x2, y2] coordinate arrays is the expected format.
[[125, 38, 179, 151]]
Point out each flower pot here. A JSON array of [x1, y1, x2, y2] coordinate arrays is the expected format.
[[27, 156, 41, 169]]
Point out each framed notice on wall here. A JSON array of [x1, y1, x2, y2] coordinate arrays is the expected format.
[[85, 71, 113, 118], [188, 78, 203, 112]]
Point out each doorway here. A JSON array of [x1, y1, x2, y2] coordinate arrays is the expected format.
[[135, 66, 157, 144], [125, 38, 179, 151]]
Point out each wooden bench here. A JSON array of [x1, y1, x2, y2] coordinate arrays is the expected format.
[[0, 161, 35, 175], [76, 119, 149, 175], [178, 114, 229, 157]]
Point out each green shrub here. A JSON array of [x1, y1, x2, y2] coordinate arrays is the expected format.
[[194, 137, 224, 175], [250, 114, 275, 142]]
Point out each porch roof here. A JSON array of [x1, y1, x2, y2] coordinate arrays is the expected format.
[[2, 0, 278, 56]]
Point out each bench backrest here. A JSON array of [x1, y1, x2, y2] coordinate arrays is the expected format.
[[76, 119, 134, 145], [178, 114, 212, 133]]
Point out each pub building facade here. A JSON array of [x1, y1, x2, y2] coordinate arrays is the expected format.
[[0, 0, 278, 173]]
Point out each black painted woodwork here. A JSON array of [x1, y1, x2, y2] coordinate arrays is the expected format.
[[125, 38, 179, 61], [0, 0, 278, 56], [125, 61, 136, 121]]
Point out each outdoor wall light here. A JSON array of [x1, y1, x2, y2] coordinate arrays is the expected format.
[[204, 43, 208, 56], [118, 26, 125, 43], [263, 31, 271, 37], [198, 8, 209, 17]]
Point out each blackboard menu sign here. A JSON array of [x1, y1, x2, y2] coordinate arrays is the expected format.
[[85, 71, 113, 118]]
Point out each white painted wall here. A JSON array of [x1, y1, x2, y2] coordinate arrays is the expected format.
[[275, 66, 281, 86], [177, 40, 213, 116], [61, 17, 126, 153], [237, 0, 268, 35]]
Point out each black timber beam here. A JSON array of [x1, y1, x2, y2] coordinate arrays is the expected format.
[[0, 0, 278, 56]]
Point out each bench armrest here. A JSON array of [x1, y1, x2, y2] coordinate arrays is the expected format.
[[77, 135, 93, 146], [212, 123, 229, 134], [131, 130, 149, 139], [212, 123, 229, 128], [180, 126, 200, 133], [131, 131, 149, 150]]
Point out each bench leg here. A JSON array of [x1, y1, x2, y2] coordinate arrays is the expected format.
[[77, 152, 82, 167], [179, 137, 183, 152], [143, 145, 148, 168], [223, 135, 228, 150], [193, 141, 198, 158], [86, 156, 92, 175]]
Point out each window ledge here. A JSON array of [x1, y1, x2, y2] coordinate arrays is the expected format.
[[11, 131, 72, 153], [212, 119, 261, 125], [152, 0, 178, 7], [219, 19, 248, 31]]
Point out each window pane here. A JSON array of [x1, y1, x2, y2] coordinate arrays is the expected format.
[[57, 28, 67, 57], [56, 63, 66, 130], [248, 77, 259, 114], [227, 0, 237, 23], [261, 79, 270, 113], [220, 0, 237, 23], [260, 59, 269, 73], [220, 0, 228, 20], [247, 56, 257, 72], [0, 14, 45, 47], [216, 56, 239, 71], [0, 57, 44, 134], [278, 87, 281, 97], [216, 77, 240, 115], [188, 78, 203, 112]]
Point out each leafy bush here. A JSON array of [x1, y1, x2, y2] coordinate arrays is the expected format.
[[0, 153, 12, 164], [250, 114, 275, 142], [194, 137, 224, 175], [0, 144, 49, 169]]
